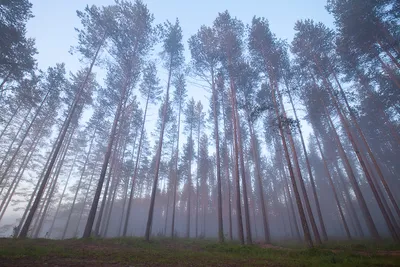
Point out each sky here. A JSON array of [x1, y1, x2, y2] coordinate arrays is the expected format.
[[25, 0, 335, 137]]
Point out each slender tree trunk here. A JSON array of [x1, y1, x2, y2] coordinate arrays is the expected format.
[[0, 102, 20, 141], [73, 160, 99, 238], [17, 134, 60, 236], [0, 107, 32, 176], [315, 133, 351, 240], [247, 117, 270, 243], [332, 72, 400, 222], [33, 125, 76, 238], [61, 129, 96, 239], [322, 98, 382, 240], [83, 75, 129, 238], [377, 40, 400, 70], [30, 130, 71, 237], [0, 88, 51, 183], [286, 88, 327, 241], [195, 116, 201, 238], [282, 180, 295, 239], [229, 82, 244, 245], [19, 39, 103, 238], [145, 57, 173, 241], [47, 153, 78, 237], [323, 79, 398, 241], [235, 110, 252, 244], [212, 70, 224, 243], [279, 90, 322, 244], [0, 118, 45, 213], [271, 79, 312, 247], [334, 162, 364, 238], [0, 136, 38, 222], [94, 144, 119, 237], [278, 149, 301, 241], [186, 130, 193, 238], [123, 94, 150, 236]]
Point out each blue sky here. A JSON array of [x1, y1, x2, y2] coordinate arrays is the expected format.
[[25, 0, 334, 150], [27, 0, 334, 73]]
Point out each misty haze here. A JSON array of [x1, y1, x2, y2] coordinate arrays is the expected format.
[[0, 0, 399, 266]]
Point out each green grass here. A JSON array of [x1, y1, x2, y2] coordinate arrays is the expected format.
[[0, 237, 399, 266]]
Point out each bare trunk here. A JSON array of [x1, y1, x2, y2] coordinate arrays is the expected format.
[[73, 160, 99, 238], [62, 129, 96, 239], [123, 94, 150, 236], [47, 153, 78, 237], [0, 88, 51, 183], [0, 107, 32, 176], [229, 80, 244, 245], [33, 125, 76, 238], [322, 98, 381, 240], [145, 56, 173, 241], [83, 75, 129, 238], [0, 102, 20, 141], [333, 72, 400, 224], [171, 81, 182, 238], [271, 79, 313, 247], [212, 70, 224, 243], [315, 133, 351, 240], [19, 38, 103, 238], [247, 117, 270, 243], [286, 88, 327, 241]]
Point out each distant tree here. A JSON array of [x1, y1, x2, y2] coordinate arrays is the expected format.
[[145, 18, 184, 241]]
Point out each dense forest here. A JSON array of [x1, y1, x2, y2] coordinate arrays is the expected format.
[[0, 0, 399, 249]]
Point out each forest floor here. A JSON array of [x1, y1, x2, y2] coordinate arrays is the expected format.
[[0, 237, 399, 266]]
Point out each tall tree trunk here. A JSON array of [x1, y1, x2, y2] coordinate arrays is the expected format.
[[73, 160, 99, 238], [19, 38, 103, 238], [195, 115, 201, 238], [270, 79, 313, 247], [33, 125, 76, 238], [322, 78, 398, 241], [279, 90, 322, 245], [145, 57, 172, 241], [247, 117, 270, 243], [61, 129, 96, 239], [333, 162, 364, 238], [229, 82, 244, 245], [321, 98, 381, 240], [315, 133, 351, 240], [186, 130, 193, 238], [83, 75, 129, 238], [235, 110, 252, 244], [286, 88, 327, 241], [123, 94, 150, 236], [0, 136, 39, 222], [212, 70, 224, 243], [17, 132, 60, 236], [332, 71, 400, 222], [0, 102, 21, 141], [0, 107, 32, 176], [0, 88, 51, 183], [0, 118, 45, 213], [47, 152, 78, 237], [94, 144, 119, 237]]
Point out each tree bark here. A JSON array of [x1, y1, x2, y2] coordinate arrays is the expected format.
[[62, 129, 96, 239], [19, 38, 103, 238], [315, 133, 351, 240], [145, 56, 173, 241], [286, 88, 327, 241]]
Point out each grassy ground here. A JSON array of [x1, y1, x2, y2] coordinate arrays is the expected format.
[[0, 237, 399, 266]]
